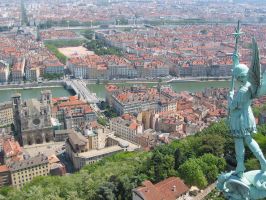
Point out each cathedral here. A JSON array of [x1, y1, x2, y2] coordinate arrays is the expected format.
[[12, 90, 54, 146]]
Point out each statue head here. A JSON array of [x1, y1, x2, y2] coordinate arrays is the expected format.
[[233, 64, 249, 84]]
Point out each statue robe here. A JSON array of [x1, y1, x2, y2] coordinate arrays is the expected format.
[[229, 82, 257, 137]]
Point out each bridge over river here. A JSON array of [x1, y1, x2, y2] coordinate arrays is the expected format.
[[65, 79, 100, 104]]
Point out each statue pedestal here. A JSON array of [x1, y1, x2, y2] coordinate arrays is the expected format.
[[217, 170, 266, 200]]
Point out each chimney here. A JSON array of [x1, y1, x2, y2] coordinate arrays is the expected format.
[[172, 185, 176, 192]]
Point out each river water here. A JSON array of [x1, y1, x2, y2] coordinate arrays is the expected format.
[[0, 87, 73, 102], [0, 81, 230, 102]]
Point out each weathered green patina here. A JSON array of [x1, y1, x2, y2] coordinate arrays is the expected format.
[[217, 21, 266, 200]]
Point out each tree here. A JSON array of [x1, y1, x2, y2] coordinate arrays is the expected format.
[[198, 154, 226, 183], [197, 134, 226, 157], [97, 117, 108, 126], [178, 158, 208, 189], [200, 29, 208, 34], [147, 150, 176, 183], [96, 78, 100, 84], [82, 30, 95, 40], [246, 158, 260, 171], [254, 132, 266, 154], [96, 182, 116, 200]]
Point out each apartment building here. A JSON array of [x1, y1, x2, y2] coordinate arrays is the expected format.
[[52, 96, 97, 130], [3, 137, 23, 163], [25, 66, 40, 81], [110, 114, 143, 143], [109, 85, 178, 115], [44, 60, 65, 74], [0, 101, 14, 127], [12, 58, 25, 82], [0, 60, 9, 83], [0, 165, 11, 187], [8, 154, 49, 188]]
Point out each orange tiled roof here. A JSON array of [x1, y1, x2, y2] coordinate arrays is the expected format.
[[0, 165, 9, 173]]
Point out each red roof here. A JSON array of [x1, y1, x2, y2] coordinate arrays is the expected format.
[[133, 177, 189, 200], [3, 139, 22, 158], [0, 165, 9, 173]]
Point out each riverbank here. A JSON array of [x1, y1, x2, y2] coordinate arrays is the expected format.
[[84, 76, 231, 84], [166, 76, 231, 83], [0, 77, 231, 92], [0, 81, 64, 90]]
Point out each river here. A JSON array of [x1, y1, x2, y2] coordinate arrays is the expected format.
[[0, 81, 230, 102], [0, 86, 73, 102]]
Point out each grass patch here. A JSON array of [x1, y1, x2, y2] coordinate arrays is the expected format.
[[44, 39, 86, 48], [45, 44, 67, 64], [84, 40, 122, 56]]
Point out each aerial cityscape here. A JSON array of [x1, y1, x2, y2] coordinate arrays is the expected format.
[[0, 0, 266, 199]]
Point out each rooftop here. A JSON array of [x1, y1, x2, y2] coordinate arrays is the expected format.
[[133, 177, 189, 200], [0, 165, 9, 173], [8, 154, 48, 172], [78, 145, 123, 159]]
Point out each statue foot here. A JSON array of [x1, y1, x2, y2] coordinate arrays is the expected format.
[[261, 164, 266, 172], [232, 170, 244, 178]]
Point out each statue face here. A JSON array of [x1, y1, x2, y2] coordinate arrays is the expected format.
[[236, 75, 248, 84]]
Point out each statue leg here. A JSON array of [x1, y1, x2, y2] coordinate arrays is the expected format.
[[244, 135, 266, 171], [234, 137, 246, 175]]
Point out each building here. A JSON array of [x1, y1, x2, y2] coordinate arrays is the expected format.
[[72, 145, 123, 170], [110, 114, 143, 143], [0, 165, 11, 187], [68, 55, 169, 80], [54, 129, 74, 142], [25, 66, 40, 81], [12, 58, 25, 82], [8, 154, 49, 188], [0, 60, 9, 83], [105, 84, 119, 106], [52, 96, 97, 130], [3, 137, 23, 163], [65, 129, 124, 170], [141, 61, 169, 78], [67, 55, 108, 79], [109, 85, 178, 115], [44, 60, 65, 74], [0, 101, 14, 127], [48, 155, 66, 176], [111, 88, 159, 115], [12, 91, 54, 146], [132, 177, 189, 200], [158, 115, 183, 133], [135, 129, 159, 150]]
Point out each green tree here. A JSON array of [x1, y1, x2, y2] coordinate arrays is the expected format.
[[96, 78, 100, 84], [246, 158, 260, 171], [198, 154, 226, 183], [147, 150, 176, 183], [178, 158, 208, 189], [82, 30, 94, 40], [45, 44, 67, 64], [200, 29, 208, 34], [174, 140, 195, 170], [197, 134, 226, 157], [96, 182, 116, 200], [97, 117, 108, 126]]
